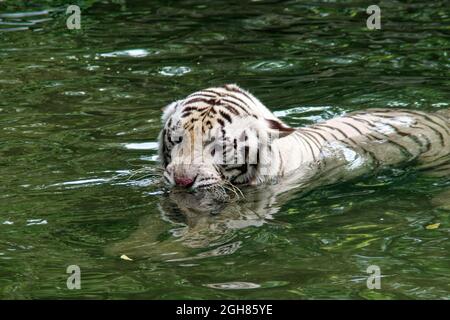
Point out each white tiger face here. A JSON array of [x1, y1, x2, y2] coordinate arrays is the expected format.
[[158, 85, 294, 191]]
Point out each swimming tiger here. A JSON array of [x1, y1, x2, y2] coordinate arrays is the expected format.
[[159, 84, 450, 195]]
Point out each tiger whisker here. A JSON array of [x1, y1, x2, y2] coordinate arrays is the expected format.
[[220, 184, 236, 198], [125, 168, 163, 181], [221, 182, 243, 200], [133, 174, 163, 181], [225, 181, 245, 199]]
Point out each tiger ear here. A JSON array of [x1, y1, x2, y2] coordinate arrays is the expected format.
[[161, 100, 180, 124], [265, 118, 295, 138]]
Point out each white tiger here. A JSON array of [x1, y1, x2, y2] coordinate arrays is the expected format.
[[107, 89, 450, 259], [159, 84, 450, 195]]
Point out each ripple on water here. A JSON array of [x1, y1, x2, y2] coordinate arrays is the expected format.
[[49, 178, 111, 189], [273, 105, 332, 118], [0, 9, 53, 32], [123, 142, 159, 150], [158, 66, 191, 77], [26, 219, 48, 226], [245, 60, 293, 72], [99, 49, 156, 58], [322, 57, 358, 65], [63, 91, 87, 96], [204, 282, 261, 290], [0, 10, 51, 18], [243, 14, 300, 31], [166, 241, 242, 262]]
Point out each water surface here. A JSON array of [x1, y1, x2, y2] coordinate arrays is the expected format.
[[0, 0, 449, 299]]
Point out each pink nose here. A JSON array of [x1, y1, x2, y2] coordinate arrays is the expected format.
[[174, 176, 195, 187]]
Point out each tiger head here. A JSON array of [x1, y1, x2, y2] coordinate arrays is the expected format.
[[158, 84, 295, 191]]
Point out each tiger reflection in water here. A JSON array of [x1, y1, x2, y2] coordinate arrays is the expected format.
[[107, 180, 303, 261]]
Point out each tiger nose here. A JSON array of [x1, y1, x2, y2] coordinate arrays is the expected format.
[[174, 176, 195, 188]]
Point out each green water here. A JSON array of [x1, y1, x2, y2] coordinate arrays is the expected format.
[[1, 0, 449, 299]]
